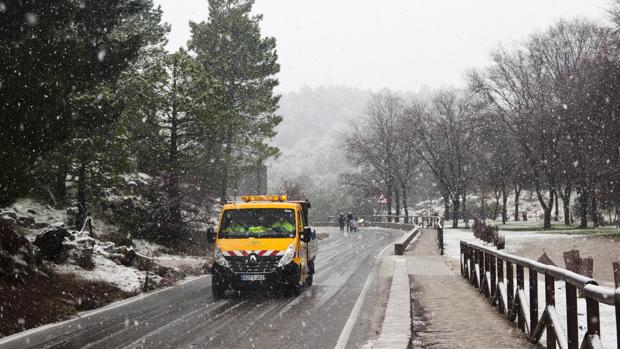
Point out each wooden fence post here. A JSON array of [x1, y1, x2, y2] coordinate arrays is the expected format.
[[565, 283, 578, 349], [613, 262, 619, 349], [546, 274, 556, 349], [516, 265, 525, 331], [507, 261, 514, 316], [529, 268, 538, 335], [497, 257, 504, 314]]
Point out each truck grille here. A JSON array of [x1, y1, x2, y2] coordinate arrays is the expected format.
[[226, 256, 281, 273]]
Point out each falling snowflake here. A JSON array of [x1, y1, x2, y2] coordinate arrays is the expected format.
[[25, 12, 39, 26], [98, 49, 107, 62]]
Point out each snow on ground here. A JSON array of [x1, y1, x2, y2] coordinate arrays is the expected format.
[[132, 239, 208, 269], [443, 226, 617, 348], [132, 239, 167, 256], [155, 256, 206, 269], [6, 198, 66, 227], [54, 243, 159, 293]]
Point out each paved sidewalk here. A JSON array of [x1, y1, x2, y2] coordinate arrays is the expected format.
[[406, 229, 536, 349]]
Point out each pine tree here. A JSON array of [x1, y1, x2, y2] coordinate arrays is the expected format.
[[0, 0, 164, 205], [188, 0, 281, 202], [118, 49, 226, 243]]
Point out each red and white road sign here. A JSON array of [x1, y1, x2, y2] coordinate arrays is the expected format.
[[377, 193, 388, 204]]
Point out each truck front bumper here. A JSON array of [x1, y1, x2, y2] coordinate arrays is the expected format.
[[211, 262, 300, 290]]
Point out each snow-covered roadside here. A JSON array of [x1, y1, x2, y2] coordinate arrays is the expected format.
[[443, 227, 617, 348], [55, 252, 149, 293], [132, 238, 209, 269]]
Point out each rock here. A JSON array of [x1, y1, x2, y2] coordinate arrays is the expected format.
[[0, 211, 17, 219], [103, 208, 114, 218], [0, 225, 38, 280], [64, 234, 95, 269], [132, 252, 173, 276], [66, 207, 79, 226], [32, 222, 49, 229], [0, 216, 16, 229], [34, 227, 70, 263], [101, 241, 116, 253], [17, 216, 35, 227], [27, 209, 37, 215]]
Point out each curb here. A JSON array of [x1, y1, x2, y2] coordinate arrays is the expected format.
[[372, 257, 411, 348]]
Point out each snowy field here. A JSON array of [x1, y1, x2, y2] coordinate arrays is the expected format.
[[443, 227, 618, 348]]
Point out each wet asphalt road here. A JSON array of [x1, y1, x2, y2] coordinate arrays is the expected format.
[[0, 227, 402, 349]]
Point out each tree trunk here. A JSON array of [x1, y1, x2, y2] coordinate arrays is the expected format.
[[493, 189, 500, 221], [534, 183, 553, 229], [452, 197, 460, 228], [401, 183, 409, 224], [554, 191, 559, 221], [443, 193, 450, 223], [591, 191, 599, 227], [461, 190, 469, 229], [54, 160, 68, 207], [219, 130, 232, 204], [501, 184, 508, 224], [462, 190, 469, 228], [76, 159, 87, 229], [386, 183, 393, 223], [393, 183, 401, 223], [560, 185, 572, 226], [578, 188, 588, 228], [168, 59, 182, 233], [480, 190, 486, 224], [513, 183, 521, 222], [543, 204, 552, 228]]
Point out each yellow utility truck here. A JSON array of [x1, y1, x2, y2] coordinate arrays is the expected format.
[[207, 195, 318, 297]]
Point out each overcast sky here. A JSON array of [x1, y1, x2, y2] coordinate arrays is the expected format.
[[153, 0, 611, 93]]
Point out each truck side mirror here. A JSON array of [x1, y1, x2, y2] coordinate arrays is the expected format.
[[301, 227, 312, 243], [207, 227, 216, 243]]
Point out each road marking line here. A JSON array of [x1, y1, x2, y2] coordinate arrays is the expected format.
[[333, 236, 396, 349]]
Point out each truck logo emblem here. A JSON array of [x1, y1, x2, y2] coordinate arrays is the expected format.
[[249, 255, 257, 265]]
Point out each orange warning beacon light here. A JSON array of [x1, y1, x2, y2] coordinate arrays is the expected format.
[[240, 195, 288, 202]]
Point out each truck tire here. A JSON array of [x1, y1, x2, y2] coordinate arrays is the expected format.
[[306, 259, 315, 286], [211, 279, 226, 299], [288, 282, 303, 297]]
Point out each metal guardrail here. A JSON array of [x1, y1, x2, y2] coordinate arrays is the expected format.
[[327, 215, 443, 227], [394, 226, 420, 255], [460, 241, 620, 349]]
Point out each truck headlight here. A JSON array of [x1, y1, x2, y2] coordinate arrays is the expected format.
[[277, 244, 296, 268], [215, 246, 229, 268]]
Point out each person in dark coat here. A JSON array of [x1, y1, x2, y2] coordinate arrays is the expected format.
[[338, 213, 345, 232], [346, 212, 354, 232]]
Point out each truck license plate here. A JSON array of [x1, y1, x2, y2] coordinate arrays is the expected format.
[[241, 274, 265, 281]]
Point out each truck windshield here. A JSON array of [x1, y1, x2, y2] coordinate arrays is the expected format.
[[219, 208, 296, 239]]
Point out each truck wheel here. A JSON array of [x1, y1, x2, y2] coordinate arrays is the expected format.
[[211, 279, 226, 299], [288, 282, 303, 297], [306, 259, 315, 286]]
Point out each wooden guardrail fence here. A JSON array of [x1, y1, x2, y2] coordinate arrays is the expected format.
[[460, 241, 619, 349]]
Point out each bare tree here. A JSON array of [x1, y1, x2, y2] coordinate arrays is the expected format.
[[345, 93, 403, 221], [404, 90, 480, 228]]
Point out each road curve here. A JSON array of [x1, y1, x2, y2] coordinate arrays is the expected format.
[[0, 227, 403, 349]]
